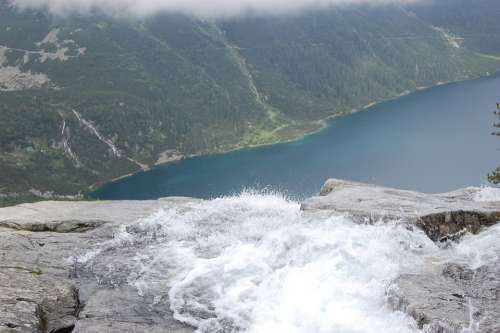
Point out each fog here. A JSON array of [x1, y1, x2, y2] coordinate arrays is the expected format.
[[11, 0, 422, 18]]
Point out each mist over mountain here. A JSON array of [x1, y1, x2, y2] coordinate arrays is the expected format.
[[1, 0, 500, 204], [11, 0, 422, 18]]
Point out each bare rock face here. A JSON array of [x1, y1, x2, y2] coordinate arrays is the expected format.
[[0, 230, 80, 333], [0, 180, 499, 333], [387, 263, 500, 333], [303, 179, 500, 333], [0, 199, 198, 333], [302, 178, 500, 241]]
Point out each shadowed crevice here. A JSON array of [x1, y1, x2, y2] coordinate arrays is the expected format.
[[417, 210, 500, 242]]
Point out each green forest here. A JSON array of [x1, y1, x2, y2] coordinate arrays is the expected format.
[[1, 0, 500, 205]]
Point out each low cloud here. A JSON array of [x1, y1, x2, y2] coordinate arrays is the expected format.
[[10, 0, 422, 19]]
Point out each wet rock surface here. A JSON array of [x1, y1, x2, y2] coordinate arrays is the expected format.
[[0, 180, 499, 333], [302, 178, 500, 241], [388, 262, 500, 333], [0, 199, 198, 333], [302, 179, 500, 333]]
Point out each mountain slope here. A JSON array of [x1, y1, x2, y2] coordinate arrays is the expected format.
[[411, 0, 500, 56], [1, 0, 499, 204]]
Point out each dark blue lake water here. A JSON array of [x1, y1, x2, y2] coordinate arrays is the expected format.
[[92, 76, 500, 200]]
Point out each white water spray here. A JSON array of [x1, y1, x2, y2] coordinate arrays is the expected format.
[[77, 190, 500, 333]]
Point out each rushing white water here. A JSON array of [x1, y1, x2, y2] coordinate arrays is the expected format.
[[472, 186, 500, 203], [445, 222, 500, 270], [78, 191, 500, 333]]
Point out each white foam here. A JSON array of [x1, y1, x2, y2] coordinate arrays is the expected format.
[[472, 186, 500, 202], [446, 223, 500, 269], [78, 191, 500, 333]]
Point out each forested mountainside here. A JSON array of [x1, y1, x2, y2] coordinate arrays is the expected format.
[[411, 0, 500, 56], [1, 0, 500, 204]]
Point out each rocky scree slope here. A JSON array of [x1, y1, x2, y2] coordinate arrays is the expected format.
[[0, 179, 499, 333]]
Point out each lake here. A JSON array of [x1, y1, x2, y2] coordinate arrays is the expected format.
[[92, 76, 500, 201]]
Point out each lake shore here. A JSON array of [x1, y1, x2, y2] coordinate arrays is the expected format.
[[89, 71, 499, 199]]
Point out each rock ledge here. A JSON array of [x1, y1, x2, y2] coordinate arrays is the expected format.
[[1, 180, 499, 333], [302, 178, 500, 241]]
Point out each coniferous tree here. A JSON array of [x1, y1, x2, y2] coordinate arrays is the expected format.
[[488, 103, 500, 184]]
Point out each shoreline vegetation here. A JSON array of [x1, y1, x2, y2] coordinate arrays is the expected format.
[[1, 71, 498, 208], [88, 71, 499, 199], [3, 0, 500, 207]]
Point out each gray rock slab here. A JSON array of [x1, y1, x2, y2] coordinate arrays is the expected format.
[[0, 198, 201, 232], [1, 180, 499, 333], [73, 319, 194, 333], [388, 263, 500, 333], [302, 178, 500, 241], [0, 198, 199, 333]]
